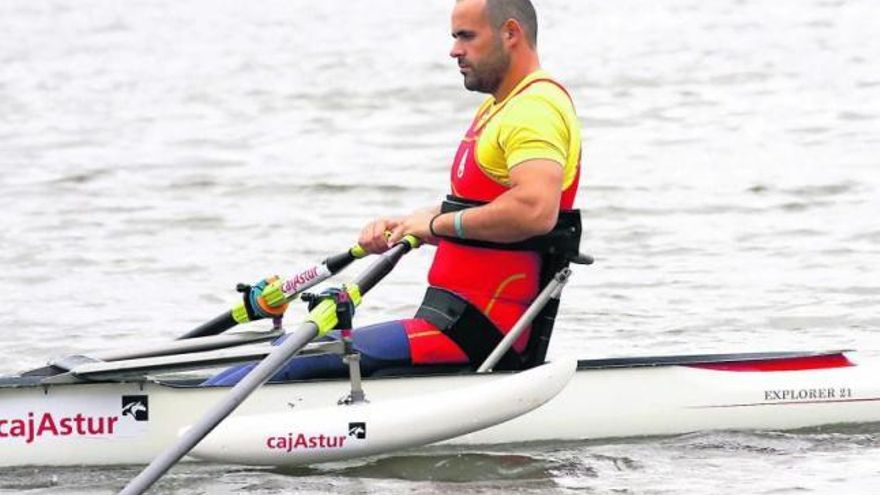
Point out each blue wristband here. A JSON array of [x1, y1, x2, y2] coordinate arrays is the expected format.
[[453, 211, 466, 238]]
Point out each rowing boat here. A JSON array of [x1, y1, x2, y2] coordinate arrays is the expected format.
[[2, 348, 879, 467], [2, 244, 878, 475]]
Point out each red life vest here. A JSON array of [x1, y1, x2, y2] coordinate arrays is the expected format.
[[406, 78, 580, 365]]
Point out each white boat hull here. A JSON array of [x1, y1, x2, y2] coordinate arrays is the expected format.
[[189, 359, 576, 465], [1, 351, 879, 467]]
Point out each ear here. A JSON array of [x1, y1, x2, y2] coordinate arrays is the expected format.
[[503, 19, 523, 45]]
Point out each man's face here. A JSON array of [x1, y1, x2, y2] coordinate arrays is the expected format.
[[450, 0, 510, 95]]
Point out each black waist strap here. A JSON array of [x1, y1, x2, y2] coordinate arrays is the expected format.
[[439, 196, 582, 262], [415, 287, 524, 371]]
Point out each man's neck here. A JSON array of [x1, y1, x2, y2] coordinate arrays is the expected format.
[[493, 55, 541, 102]]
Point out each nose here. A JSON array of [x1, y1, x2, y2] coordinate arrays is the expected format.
[[450, 40, 464, 59]]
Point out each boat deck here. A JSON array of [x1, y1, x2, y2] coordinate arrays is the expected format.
[[0, 350, 852, 390]]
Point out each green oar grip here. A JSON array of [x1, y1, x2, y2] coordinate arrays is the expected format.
[[323, 244, 368, 273]]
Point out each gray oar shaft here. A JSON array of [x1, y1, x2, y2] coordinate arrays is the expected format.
[[119, 238, 417, 495], [98, 331, 282, 362], [118, 322, 319, 495], [477, 268, 571, 373]]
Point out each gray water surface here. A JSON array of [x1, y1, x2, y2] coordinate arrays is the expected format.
[[1, 0, 879, 493]]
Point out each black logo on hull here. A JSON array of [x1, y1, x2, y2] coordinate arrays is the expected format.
[[348, 422, 366, 439], [122, 395, 149, 421]]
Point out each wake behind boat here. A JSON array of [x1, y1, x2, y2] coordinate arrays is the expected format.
[[2, 348, 879, 467]]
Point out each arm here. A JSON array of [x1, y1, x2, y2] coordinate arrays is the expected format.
[[386, 88, 572, 246], [386, 159, 563, 245], [434, 159, 562, 242]]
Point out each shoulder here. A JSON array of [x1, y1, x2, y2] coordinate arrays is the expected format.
[[499, 83, 573, 135], [515, 80, 576, 117]]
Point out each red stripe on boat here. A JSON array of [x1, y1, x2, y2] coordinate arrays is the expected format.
[[688, 353, 853, 372]]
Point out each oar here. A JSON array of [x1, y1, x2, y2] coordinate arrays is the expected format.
[[24, 245, 368, 379], [117, 235, 420, 495], [176, 245, 368, 340]]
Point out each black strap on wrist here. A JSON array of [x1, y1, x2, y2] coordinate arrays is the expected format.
[[429, 212, 443, 238]]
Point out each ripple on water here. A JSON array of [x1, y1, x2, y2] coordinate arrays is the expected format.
[[277, 452, 559, 483]]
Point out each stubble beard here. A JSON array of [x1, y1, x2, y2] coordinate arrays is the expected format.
[[461, 35, 510, 95]]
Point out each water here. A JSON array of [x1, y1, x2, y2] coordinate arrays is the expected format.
[[1, 0, 879, 493]]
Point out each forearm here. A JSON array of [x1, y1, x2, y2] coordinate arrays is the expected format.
[[416, 205, 442, 245], [432, 188, 559, 243], [419, 205, 442, 217]]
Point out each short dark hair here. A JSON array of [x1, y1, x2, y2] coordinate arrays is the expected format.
[[486, 0, 538, 48]]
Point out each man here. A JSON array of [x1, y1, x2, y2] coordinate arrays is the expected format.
[[205, 0, 580, 385]]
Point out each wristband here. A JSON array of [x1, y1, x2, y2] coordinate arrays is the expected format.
[[429, 213, 442, 238], [453, 211, 466, 238]]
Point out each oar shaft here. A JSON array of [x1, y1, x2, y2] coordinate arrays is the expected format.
[[353, 240, 416, 295], [118, 321, 320, 495], [176, 312, 237, 340], [177, 246, 367, 340], [119, 237, 418, 495], [276, 246, 365, 300]]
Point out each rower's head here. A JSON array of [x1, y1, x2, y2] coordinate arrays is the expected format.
[[450, 0, 539, 98]]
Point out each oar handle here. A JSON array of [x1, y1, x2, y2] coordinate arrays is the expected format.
[[353, 235, 420, 296], [324, 245, 367, 273]]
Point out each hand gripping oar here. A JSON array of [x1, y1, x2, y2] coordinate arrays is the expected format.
[[176, 245, 369, 340], [117, 235, 420, 495]]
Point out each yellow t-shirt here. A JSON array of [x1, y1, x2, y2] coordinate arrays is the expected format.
[[474, 70, 580, 190]]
